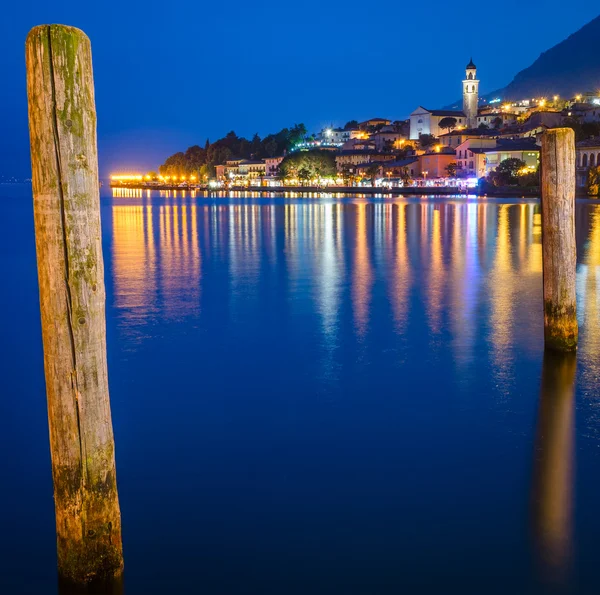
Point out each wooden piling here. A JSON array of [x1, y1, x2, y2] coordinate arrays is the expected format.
[[540, 128, 578, 352], [25, 25, 123, 584]]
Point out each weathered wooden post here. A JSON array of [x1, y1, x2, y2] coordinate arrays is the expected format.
[[540, 128, 578, 352], [25, 25, 123, 586]]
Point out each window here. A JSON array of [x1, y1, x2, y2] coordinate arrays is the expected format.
[[591, 154, 596, 167], [583, 154, 588, 167], [418, 118, 423, 123], [469, 161, 474, 169]]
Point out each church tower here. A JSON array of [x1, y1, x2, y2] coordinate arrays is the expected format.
[[462, 58, 479, 129]]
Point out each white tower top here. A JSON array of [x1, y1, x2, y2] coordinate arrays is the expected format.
[[462, 58, 479, 129]]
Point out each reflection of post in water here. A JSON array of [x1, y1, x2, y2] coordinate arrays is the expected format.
[[58, 575, 123, 595], [531, 351, 577, 585]]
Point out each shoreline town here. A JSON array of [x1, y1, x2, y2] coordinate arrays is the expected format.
[[111, 60, 600, 197]]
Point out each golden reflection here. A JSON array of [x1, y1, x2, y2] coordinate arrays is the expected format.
[[488, 205, 514, 377], [112, 204, 157, 339], [389, 203, 411, 333], [112, 187, 143, 199], [532, 351, 576, 585], [352, 203, 372, 337], [577, 206, 600, 383], [112, 201, 202, 336], [427, 206, 444, 334], [448, 204, 479, 366], [528, 206, 543, 274]]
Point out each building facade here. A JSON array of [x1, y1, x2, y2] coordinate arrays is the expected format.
[[265, 156, 284, 177], [418, 151, 457, 178], [336, 151, 396, 171], [409, 107, 466, 140], [455, 138, 496, 178], [462, 59, 479, 129], [576, 138, 600, 188]]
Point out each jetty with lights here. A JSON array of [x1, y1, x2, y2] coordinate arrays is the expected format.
[[110, 173, 205, 190]]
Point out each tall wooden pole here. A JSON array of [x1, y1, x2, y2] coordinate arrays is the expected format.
[[25, 25, 123, 585], [540, 128, 578, 352]]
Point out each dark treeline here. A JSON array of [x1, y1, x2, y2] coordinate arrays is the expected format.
[[159, 124, 307, 179]]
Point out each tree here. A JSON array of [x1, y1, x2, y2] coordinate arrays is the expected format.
[[488, 158, 526, 186], [399, 167, 412, 187], [344, 120, 359, 130], [445, 162, 458, 177], [478, 122, 489, 130], [491, 117, 503, 129], [298, 166, 311, 185], [250, 133, 262, 157], [340, 164, 354, 186], [438, 117, 457, 132], [365, 164, 380, 186], [288, 123, 307, 146], [278, 150, 336, 182], [419, 133, 436, 149], [159, 151, 187, 177]]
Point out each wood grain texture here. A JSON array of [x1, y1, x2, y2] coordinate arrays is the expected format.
[[25, 24, 123, 584], [540, 128, 578, 352]]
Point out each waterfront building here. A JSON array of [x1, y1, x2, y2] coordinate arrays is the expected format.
[[576, 137, 600, 188], [335, 150, 396, 171], [482, 139, 539, 177], [418, 149, 457, 179], [237, 160, 266, 178], [215, 158, 266, 182], [265, 156, 284, 178], [361, 157, 420, 179], [455, 138, 497, 178], [463, 58, 479, 129]]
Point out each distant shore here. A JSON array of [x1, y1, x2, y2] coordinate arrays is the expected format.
[[109, 183, 546, 198]]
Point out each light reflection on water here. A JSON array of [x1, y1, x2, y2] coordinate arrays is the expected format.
[[106, 194, 600, 593], [110, 198, 600, 368]]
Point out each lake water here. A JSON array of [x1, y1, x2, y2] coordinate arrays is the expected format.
[[1, 185, 600, 594]]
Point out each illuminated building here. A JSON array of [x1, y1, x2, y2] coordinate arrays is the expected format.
[[265, 156, 284, 178], [476, 112, 518, 128], [357, 117, 391, 130], [418, 149, 456, 178], [335, 149, 396, 171], [455, 138, 497, 177], [462, 58, 479, 129], [409, 107, 466, 140], [575, 137, 600, 188], [482, 139, 540, 176]]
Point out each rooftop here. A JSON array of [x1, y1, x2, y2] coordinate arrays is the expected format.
[[577, 137, 600, 148], [430, 109, 466, 117], [485, 139, 540, 153]]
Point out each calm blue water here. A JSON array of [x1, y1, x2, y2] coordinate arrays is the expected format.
[[1, 184, 600, 594]]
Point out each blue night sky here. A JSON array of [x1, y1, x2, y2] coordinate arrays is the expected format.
[[1, 1, 598, 178]]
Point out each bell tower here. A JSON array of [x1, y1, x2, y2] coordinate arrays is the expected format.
[[462, 58, 479, 129]]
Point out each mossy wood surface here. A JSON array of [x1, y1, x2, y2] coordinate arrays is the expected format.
[[540, 128, 578, 352], [25, 24, 123, 584]]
